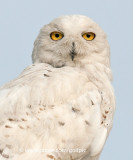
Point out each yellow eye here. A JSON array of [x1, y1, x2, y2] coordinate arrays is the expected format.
[[82, 32, 96, 41], [50, 32, 64, 41]]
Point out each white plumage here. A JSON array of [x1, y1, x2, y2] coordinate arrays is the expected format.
[[0, 15, 115, 160]]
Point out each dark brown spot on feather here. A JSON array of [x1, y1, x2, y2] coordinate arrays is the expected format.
[[18, 125, 24, 129], [8, 118, 14, 121], [44, 74, 50, 77], [85, 120, 90, 125], [27, 125, 30, 129], [72, 107, 80, 113], [21, 118, 27, 121], [28, 105, 31, 108], [101, 121, 103, 124], [58, 121, 65, 126], [0, 148, 3, 154], [91, 100, 94, 105], [103, 114, 106, 119], [47, 154, 56, 160], [39, 108, 44, 111], [105, 110, 109, 114], [5, 125, 12, 128]]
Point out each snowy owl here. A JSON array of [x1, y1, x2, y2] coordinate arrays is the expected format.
[[0, 15, 115, 160]]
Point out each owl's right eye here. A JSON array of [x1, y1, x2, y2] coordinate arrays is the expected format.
[[82, 32, 96, 41], [50, 32, 64, 41]]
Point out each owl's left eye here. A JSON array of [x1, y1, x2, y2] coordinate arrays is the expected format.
[[50, 32, 64, 41], [82, 32, 96, 41]]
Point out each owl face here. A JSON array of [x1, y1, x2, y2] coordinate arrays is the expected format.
[[32, 15, 110, 68]]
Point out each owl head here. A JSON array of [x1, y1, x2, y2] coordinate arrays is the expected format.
[[32, 15, 110, 68]]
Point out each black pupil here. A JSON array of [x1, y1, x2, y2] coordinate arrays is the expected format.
[[87, 34, 91, 38], [55, 34, 59, 38]]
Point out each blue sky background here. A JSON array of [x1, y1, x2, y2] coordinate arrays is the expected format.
[[0, 0, 133, 159]]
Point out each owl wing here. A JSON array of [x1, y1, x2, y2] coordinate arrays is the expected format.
[[0, 63, 109, 160]]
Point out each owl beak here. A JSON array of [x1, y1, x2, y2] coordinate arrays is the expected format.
[[70, 42, 76, 61]]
